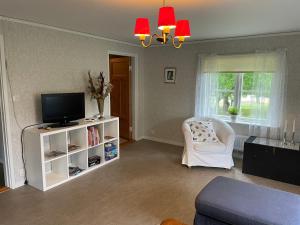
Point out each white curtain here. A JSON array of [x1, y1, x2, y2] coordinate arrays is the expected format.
[[195, 50, 287, 138], [195, 56, 219, 118], [248, 125, 281, 140], [266, 49, 287, 127]]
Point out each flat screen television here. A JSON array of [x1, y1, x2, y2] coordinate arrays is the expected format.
[[41, 92, 85, 127]]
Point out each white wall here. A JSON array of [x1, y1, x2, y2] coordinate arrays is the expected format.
[[0, 19, 145, 187], [143, 34, 300, 145]]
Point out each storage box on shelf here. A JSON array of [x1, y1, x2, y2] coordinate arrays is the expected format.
[[24, 116, 119, 191], [88, 145, 104, 168], [104, 140, 118, 162]]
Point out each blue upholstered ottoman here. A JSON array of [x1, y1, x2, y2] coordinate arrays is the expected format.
[[194, 176, 300, 225]]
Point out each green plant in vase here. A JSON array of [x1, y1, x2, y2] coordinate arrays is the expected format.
[[88, 71, 113, 118], [228, 106, 239, 122]]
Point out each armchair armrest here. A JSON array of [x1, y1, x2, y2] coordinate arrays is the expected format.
[[215, 120, 235, 153], [182, 122, 193, 146]]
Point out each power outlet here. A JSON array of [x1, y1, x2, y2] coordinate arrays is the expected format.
[[19, 168, 25, 177]]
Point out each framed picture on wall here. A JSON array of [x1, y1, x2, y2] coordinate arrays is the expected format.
[[164, 68, 176, 83]]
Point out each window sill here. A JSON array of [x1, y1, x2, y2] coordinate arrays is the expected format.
[[215, 116, 264, 126], [224, 119, 252, 126]]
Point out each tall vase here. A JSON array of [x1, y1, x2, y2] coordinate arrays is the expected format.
[[96, 98, 104, 118]]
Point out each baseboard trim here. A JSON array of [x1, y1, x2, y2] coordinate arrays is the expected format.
[[134, 136, 145, 141], [13, 180, 25, 189], [143, 136, 184, 147]]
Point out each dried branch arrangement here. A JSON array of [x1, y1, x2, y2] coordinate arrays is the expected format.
[[88, 71, 113, 117], [88, 71, 113, 100]]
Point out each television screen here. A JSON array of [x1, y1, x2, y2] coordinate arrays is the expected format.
[[41, 93, 85, 126]]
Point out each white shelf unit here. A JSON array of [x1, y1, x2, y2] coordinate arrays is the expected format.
[[24, 116, 119, 191]]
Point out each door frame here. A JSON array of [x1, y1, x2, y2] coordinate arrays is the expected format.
[[0, 34, 15, 188], [107, 51, 139, 140]]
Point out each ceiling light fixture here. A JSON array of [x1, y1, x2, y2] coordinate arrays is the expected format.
[[134, 0, 191, 48]]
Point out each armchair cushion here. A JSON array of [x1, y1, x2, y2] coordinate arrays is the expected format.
[[194, 142, 226, 154], [188, 121, 220, 143]]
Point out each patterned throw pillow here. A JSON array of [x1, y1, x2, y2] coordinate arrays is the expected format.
[[188, 120, 220, 143]]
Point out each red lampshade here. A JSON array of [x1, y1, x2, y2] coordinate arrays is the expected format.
[[175, 20, 191, 37], [134, 18, 150, 36], [158, 7, 176, 30]]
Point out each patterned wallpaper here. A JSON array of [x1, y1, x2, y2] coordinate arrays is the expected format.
[[1, 20, 144, 186]]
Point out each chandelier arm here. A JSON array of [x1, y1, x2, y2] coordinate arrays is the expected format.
[[171, 36, 183, 49], [141, 33, 161, 48], [140, 35, 153, 48]]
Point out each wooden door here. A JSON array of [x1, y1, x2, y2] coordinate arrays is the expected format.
[[110, 56, 131, 140]]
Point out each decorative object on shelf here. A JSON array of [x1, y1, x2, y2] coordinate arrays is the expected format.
[[282, 119, 297, 145], [283, 119, 288, 145], [164, 67, 176, 83], [133, 0, 191, 48], [104, 135, 114, 140], [88, 71, 113, 118], [68, 144, 80, 152], [228, 106, 239, 122], [45, 151, 65, 158], [291, 119, 296, 145], [84, 118, 96, 122]]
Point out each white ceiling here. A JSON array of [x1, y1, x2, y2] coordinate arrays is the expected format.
[[0, 0, 300, 44]]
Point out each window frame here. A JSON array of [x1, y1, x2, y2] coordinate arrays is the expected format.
[[215, 71, 271, 125]]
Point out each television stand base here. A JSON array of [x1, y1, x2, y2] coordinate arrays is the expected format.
[[49, 121, 79, 128]]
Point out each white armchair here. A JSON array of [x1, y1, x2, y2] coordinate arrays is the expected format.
[[182, 117, 235, 169]]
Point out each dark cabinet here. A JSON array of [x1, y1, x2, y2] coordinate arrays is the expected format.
[[242, 136, 300, 185]]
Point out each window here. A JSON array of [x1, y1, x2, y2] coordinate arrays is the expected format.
[[216, 72, 273, 123], [195, 51, 286, 127]]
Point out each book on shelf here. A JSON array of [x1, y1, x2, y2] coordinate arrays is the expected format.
[[88, 129, 93, 146], [87, 127, 100, 147]]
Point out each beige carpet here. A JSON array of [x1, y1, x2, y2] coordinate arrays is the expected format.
[[120, 138, 129, 145], [0, 140, 299, 225]]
